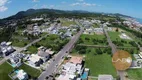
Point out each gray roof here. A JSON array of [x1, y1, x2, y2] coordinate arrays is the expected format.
[[38, 50, 50, 57]]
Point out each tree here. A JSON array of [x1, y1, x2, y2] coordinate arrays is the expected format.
[[116, 28, 119, 32]]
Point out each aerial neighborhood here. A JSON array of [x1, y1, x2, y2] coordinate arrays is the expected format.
[[0, 8, 142, 80]]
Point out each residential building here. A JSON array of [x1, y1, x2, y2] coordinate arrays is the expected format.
[[23, 24, 41, 36], [57, 56, 84, 80], [28, 54, 43, 67], [16, 69, 29, 80], [9, 53, 25, 67], [0, 42, 15, 57]]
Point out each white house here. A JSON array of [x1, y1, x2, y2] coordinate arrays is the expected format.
[[16, 69, 28, 80], [0, 42, 15, 57]]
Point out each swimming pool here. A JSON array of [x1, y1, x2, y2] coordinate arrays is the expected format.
[[15, 70, 19, 74], [12, 64, 16, 67], [81, 71, 88, 80]]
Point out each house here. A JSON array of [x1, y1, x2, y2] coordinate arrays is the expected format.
[[94, 28, 104, 34], [23, 24, 41, 36], [37, 47, 51, 62], [16, 69, 28, 80], [28, 47, 54, 67], [98, 75, 113, 80], [0, 42, 15, 57], [28, 54, 43, 67], [57, 63, 83, 80], [31, 18, 43, 21], [45, 49, 54, 55], [57, 56, 84, 80], [9, 53, 25, 67], [64, 31, 72, 37], [138, 52, 142, 59], [9, 56, 22, 67]]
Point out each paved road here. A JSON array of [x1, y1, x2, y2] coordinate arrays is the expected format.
[[102, 26, 125, 80], [77, 44, 109, 48], [135, 42, 142, 52], [38, 28, 84, 80]]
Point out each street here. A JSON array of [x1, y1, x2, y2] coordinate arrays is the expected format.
[[38, 28, 84, 80], [102, 26, 125, 80]]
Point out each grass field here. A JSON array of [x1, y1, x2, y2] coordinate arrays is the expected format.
[[78, 34, 107, 45], [27, 46, 37, 53], [19, 64, 41, 78], [92, 23, 100, 28], [108, 31, 134, 47], [85, 48, 117, 77], [11, 30, 47, 47], [0, 62, 13, 80], [27, 34, 69, 54], [61, 20, 76, 27], [72, 47, 117, 77], [127, 69, 142, 80]]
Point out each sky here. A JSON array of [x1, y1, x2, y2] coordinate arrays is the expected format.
[[0, 0, 142, 19]]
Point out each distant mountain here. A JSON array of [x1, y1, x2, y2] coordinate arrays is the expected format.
[[1, 8, 132, 23]]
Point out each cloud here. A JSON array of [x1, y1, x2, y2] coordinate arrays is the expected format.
[[71, 2, 97, 7], [41, 5, 47, 8], [0, 6, 8, 12], [49, 5, 55, 8], [0, 0, 9, 12], [32, 0, 39, 2]]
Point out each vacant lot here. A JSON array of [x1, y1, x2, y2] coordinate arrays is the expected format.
[[0, 62, 13, 80], [27, 34, 69, 54], [127, 69, 142, 80], [108, 31, 136, 47], [72, 47, 117, 77], [61, 19, 76, 27], [77, 34, 107, 45], [11, 30, 47, 47]]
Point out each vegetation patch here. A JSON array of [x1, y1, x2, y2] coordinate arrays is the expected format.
[[19, 64, 41, 79], [71, 47, 117, 77], [0, 62, 13, 80], [127, 69, 142, 80], [77, 34, 108, 45]]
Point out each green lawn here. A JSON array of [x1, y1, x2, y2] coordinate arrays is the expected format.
[[61, 20, 76, 27], [92, 23, 100, 28], [72, 47, 117, 77], [27, 46, 37, 53], [78, 34, 107, 45], [12, 39, 30, 47], [19, 64, 41, 78], [0, 62, 13, 80], [85, 48, 117, 77], [127, 69, 142, 80], [108, 31, 134, 47], [27, 34, 69, 54]]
